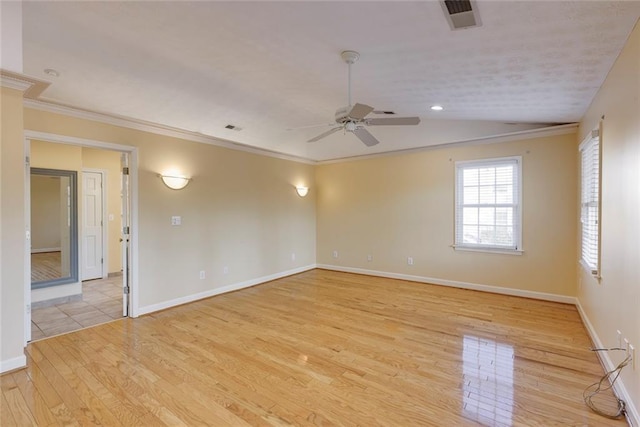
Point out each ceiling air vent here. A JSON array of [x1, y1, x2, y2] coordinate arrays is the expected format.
[[440, 0, 481, 30], [224, 124, 242, 131]]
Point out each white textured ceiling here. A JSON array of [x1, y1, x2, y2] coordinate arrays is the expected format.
[[22, 1, 640, 161]]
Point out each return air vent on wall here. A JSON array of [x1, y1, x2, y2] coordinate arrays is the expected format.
[[440, 0, 482, 30]]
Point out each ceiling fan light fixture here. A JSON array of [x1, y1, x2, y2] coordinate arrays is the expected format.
[[430, 105, 444, 111], [305, 51, 421, 147]]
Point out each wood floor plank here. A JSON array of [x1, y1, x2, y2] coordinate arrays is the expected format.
[[1, 269, 628, 426], [1, 391, 18, 426], [10, 370, 58, 426], [3, 384, 38, 426]]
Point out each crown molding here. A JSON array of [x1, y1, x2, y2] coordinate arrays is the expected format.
[[22, 98, 317, 165], [317, 123, 579, 165], [0, 69, 51, 98]]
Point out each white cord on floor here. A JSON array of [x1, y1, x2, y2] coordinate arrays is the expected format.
[[584, 348, 631, 420]]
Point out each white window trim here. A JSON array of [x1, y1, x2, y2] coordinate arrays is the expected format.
[[454, 156, 523, 254], [579, 128, 601, 278]]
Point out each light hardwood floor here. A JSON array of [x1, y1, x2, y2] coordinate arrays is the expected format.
[[1, 270, 627, 426], [31, 252, 63, 282]]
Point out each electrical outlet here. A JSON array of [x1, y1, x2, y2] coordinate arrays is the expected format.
[[367, 254, 372, 262], [291, 252, 296, 261], [332, 250, 338, 259], [407, 257, 414, 265], [630, 344, 636, 370], [223, 266, 228, 275], [617, 330, 623, 348], [199, 270, 205, 280], [171, 215, 181, 226]]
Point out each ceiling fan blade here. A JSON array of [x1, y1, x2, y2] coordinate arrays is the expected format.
[[307, 126, 342, 143], [353, 127, 380, 147], [365, 117, 421, 126], [349, 103, 374, 120]]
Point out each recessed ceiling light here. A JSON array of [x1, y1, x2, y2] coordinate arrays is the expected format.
[[430, 105, 444, 111], [44, 68, 59, 77]]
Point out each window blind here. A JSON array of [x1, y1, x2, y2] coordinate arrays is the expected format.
[[455, 158, 520, 250], [580, 133, 600, 274]]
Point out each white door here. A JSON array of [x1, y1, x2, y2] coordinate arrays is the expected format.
[[82, 171, 103, 280], [24, 146, 32, 344], [121, 154, 130, 316]]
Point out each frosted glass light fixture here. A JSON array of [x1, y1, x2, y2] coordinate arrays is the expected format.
[[296, 186, 309, 197], [160, 174, 191, 190]]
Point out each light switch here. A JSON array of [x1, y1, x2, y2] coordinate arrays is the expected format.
[[171, 216, 181, 226]]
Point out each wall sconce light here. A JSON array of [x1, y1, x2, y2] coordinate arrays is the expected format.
[[296, 186, 309, 197], [159, 174, 191, 190]]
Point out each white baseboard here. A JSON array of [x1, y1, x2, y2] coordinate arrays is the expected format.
[[31, 247, 61, 254], [0, 355, 26, 374], [137, 264, 317, 316], [576, 300, 639, 426], [317, 264, 576, 304]]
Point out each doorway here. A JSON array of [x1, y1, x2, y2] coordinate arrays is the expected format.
[[24, 131, 138, 343]]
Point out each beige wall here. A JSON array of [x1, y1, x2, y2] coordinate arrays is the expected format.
[[30, 139, 82, 171], [30, 175, 62, 250], [81, 147, 122, 274], [23, 108, 317, 309], [578, 21, 639, 413], [1, 87, 26, 367], [316, 132, 578, 296]]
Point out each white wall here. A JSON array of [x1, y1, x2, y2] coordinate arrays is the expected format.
[[0, 87, 26, 372], [578, 21, 640, 421]]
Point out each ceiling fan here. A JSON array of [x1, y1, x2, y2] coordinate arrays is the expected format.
[[306, 50, 421, 147]]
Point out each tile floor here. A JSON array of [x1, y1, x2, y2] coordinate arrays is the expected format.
[[31, 276, 124, 341]]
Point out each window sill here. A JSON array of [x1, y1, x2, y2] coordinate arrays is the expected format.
[[579, 259, 601, 279], [451, 245, 524, 256]]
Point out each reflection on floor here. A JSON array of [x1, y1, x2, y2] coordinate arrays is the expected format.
[[31, 251, 63, 282], [463, 335, 515, 426], [31, 276, 123, 340]]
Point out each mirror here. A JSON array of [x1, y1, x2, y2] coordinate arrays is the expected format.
[[31, 168, 78, 288]]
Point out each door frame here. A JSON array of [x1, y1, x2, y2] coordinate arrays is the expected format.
[[81, 168, 108, 280], [24, 130, 140, 346]]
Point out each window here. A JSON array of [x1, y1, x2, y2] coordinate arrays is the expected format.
[[580, 130, 600, 275], [455, 157, 521, 252]]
